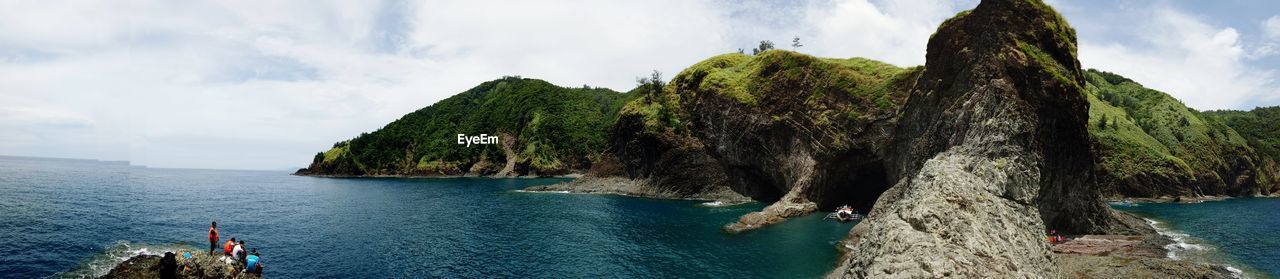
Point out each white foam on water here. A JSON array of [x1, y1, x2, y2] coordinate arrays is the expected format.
[[1146, 218, 1206, 260], [54, 240, 195, 279], [1226, 266, 1244, 279], [1145, 217, 1241, 277], [700, 201, 725, 207], [513, 189, 571, 194]]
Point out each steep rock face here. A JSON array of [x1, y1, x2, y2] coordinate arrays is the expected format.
[[670, 52, 917, 232], [599, 108, 750, 200], [835, 0, 1145, 277], [526, 105, 749, 202], [538, 52, 918, 214]]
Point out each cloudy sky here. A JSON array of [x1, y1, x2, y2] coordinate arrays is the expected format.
[[1, 0, 1277, 170]]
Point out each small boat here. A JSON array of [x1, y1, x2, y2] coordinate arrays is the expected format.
[[826, 205, 862, 222]]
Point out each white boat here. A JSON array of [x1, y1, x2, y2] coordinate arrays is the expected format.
[[826, 205, 861, 222]]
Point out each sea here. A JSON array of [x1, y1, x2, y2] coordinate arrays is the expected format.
[[1113, 198, 1280, 278], [0, 156, 855, 278]]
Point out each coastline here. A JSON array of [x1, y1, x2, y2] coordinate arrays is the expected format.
[[59, 241, 245, 279], [518, 176, 755, 205], [1114, 198, 1278, 278], [291, 172, 585, 179], [1108, 193, 1280, 204], [1110, 195, 1232, 204], [828, 211, 1241, 279], [1055, 219, 1246, 278], [513, 188, 755, 207]]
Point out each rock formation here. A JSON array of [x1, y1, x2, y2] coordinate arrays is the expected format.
[[669, 52, 916, 232], [832, 0, 1146, 277], [536, 53, 921, 228], [100, 253, 245, 279], [523, 106, 749, 202]]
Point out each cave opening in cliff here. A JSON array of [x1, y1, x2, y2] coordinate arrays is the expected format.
[[726, 166, 787, 202], [816, 161, 891, 213]]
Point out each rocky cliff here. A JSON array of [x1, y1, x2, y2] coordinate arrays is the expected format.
[[536, 52, 921, 227], [833, 0, 1146, 277], [523, 94, 749, 202], [671, 52, 918, 232]]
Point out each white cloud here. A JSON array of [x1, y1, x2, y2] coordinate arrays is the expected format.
[[0, 0, 973, 170], [1265, 15, 1280, 39], [1078, 8, 1280, 110], [803, 0, 962, 67]]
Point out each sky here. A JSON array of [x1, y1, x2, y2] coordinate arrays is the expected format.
[[1, 0, 1277, 170]]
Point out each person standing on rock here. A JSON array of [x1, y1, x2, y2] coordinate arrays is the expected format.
[[208, 221, 219, 255]]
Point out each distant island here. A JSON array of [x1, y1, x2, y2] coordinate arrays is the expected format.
[[294, 0, 1278, 277]]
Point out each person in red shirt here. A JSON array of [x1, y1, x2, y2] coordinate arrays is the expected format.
[[208, 221, 219, 255], [224, 237, 236, 257]]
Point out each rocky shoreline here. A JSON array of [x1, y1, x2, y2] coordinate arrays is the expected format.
[[1110, 194, 1280, 204], [825, 215, 1238, 278], [293, 172, 584, 179], [1118, 195, 1231, 204], [1051, 233, 1238, 278], [99, 252, 249, 279], [521, 176, 753, 204]]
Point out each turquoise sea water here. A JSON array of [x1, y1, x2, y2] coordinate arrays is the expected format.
[[1113, 198, 1280, 278], [0, 156, 855, 278]]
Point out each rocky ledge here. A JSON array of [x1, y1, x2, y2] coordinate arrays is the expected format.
[[100, 252, 251, 279], [1052, 234, 1237, 278]]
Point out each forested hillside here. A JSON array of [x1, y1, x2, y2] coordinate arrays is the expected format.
[[296, 76, 635, 176], [1085, 69, 1279, 197]]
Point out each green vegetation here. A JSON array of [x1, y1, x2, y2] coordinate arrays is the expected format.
[[621, 70, 684, 134], [1084, 74, 1192, 189], [611, 50, 915, 159], [932, 10, 971, 40], [751, 40, 775, 55], [303, 76, 634, 176], [1205, 107, 1280, 194], [1206, 107, 1280, 163], [1084, 69, 1271, 197], [1026, 0, 1077, 57], [669, 50, 907, 112]]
